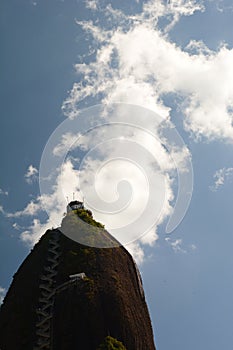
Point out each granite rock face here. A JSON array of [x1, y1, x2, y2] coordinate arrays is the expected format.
[[0, 212, 156, 350]]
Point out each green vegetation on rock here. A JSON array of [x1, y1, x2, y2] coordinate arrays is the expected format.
[[61, 208, 117, 247], [97, 336, 126, 350], [70, 208, 104, 228]]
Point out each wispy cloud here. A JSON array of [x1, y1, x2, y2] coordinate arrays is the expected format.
[[30, 0, 37, 6], [165, 237, 197, 253], [209, 0, 233, 13], [12, 222, 22, 230], [5, 200, 42, 218], [24, 165, 38, 184], [85, 0, 99, 10], [210, 167, 233, 191], [165, 237, 187, 253], [0, 188, 8, 196], [190, 243, 197, 251]]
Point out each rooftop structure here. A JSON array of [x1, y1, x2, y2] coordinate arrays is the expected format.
[[66, 200, 84, 213]]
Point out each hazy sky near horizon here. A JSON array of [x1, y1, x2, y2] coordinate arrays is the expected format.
[[1, 1, 233, 349]]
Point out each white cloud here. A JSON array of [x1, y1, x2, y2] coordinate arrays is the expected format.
[[171, 238, 185, 253], [85, 0, 99, 10], [9, 0, 216, 264], [30, 0, 37, 6], [10, 145, 175, 263], [210, 167, 233, 191], [140, 227, 159, 246], [142, 0, 204, 31], [6, 200, 42, 218], [53, 132, 80, 156], [209, 0, 233, 13], [165, 237, 186, 253], [0, 188, 8, 196], [69, 121, 175, 251], [190, 243, 197, 250], [11, 0, 233, 264], [52, 131, 89, 157], [165, 237, 197, 253], [20, 219, 52, 247], [25, 165, 38, 184], [126, 241, 145, 265], [20, 159, 81, 246], [11, 0, 200, 264], [4, 159, 80, 245], [12, 222, 21, 230], [0, 287, 6, 305], [62, 0, 233, 143]]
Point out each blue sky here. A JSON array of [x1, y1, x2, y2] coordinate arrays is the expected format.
[[1, 1, 233, 349]]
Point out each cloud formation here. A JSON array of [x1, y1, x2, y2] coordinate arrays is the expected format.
[[210, 167, 233, 191], [0, 188, 8, 196], [39, 102, 193, 260], [9, 0, 232, 263], [24, 165, 38, 184], [165, 237, 187, 253], [63, 0, 233, 142], [209, 0, 233, 13], [0, 287, 6, 305], [21, 160, 81, 246]]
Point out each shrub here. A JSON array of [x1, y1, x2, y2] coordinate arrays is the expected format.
[[97, 336, 126, 350], [68, 209, 104, 228]]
